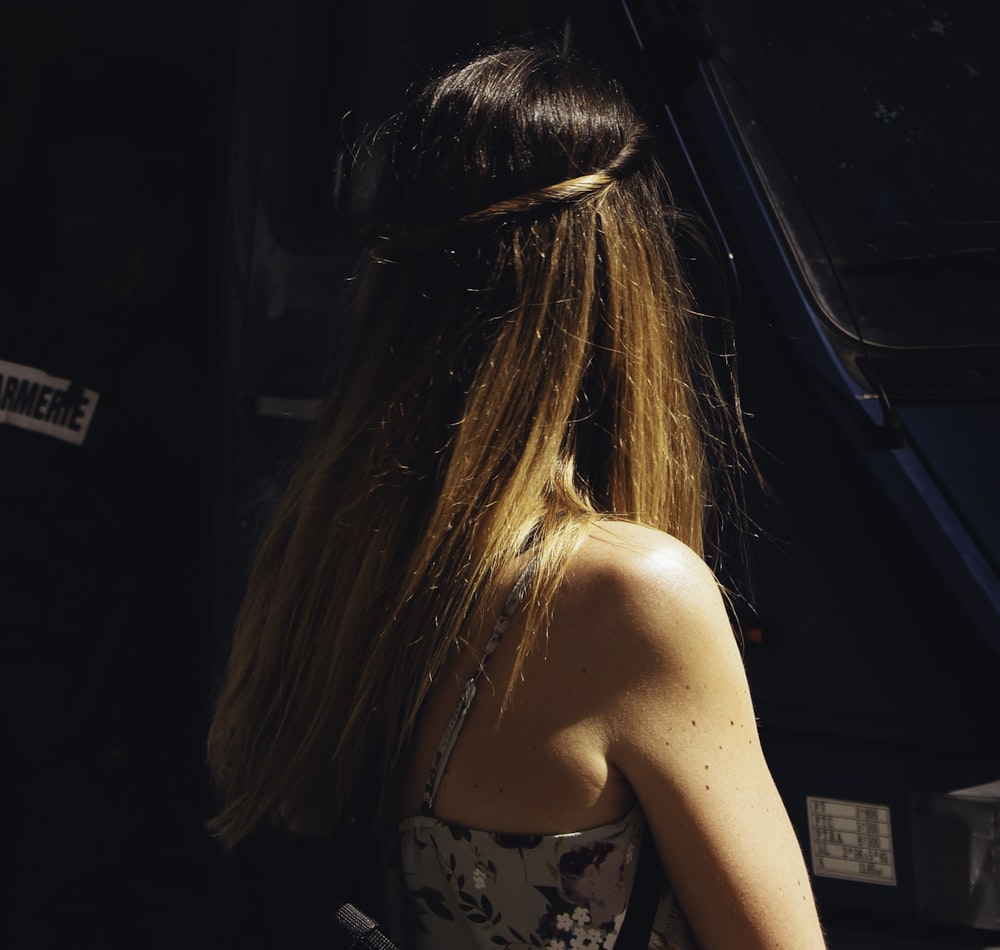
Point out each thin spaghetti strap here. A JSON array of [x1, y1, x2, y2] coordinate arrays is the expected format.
[[422, 559, 538, 816]]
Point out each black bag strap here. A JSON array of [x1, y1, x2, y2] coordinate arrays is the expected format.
[[612, 827, 663, 950]]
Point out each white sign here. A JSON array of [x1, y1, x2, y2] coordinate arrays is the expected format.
[[0, 359, 100, 446], [806, 796, 896, 886]]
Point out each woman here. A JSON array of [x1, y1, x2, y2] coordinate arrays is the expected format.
[[207, 46, 826, 949]]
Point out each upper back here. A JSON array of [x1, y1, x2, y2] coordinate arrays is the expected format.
[[395, 519, 716, 834]]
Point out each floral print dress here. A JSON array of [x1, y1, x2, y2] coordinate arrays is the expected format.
[[388, 805, 696, 949], [383, 564, 699, 950]]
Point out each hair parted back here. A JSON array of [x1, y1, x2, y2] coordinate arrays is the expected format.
[[207, 45, 726, 846]]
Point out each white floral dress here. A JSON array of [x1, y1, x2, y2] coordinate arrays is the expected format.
[[383, 564, 699, 950]]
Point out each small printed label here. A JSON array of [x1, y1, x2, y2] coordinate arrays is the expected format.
[[806, 796, 896, 886], [0, 359, 100, 446]]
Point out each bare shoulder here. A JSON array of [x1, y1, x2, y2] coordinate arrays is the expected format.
[[555, 523, 827, 948], [579, 518, 708, 566], [557, 520, 735, 668], [545, 519, 750, 757], [574, 520, 722, 598]]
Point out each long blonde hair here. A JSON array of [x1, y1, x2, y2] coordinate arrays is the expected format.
[[207, 46, 725, 846]]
